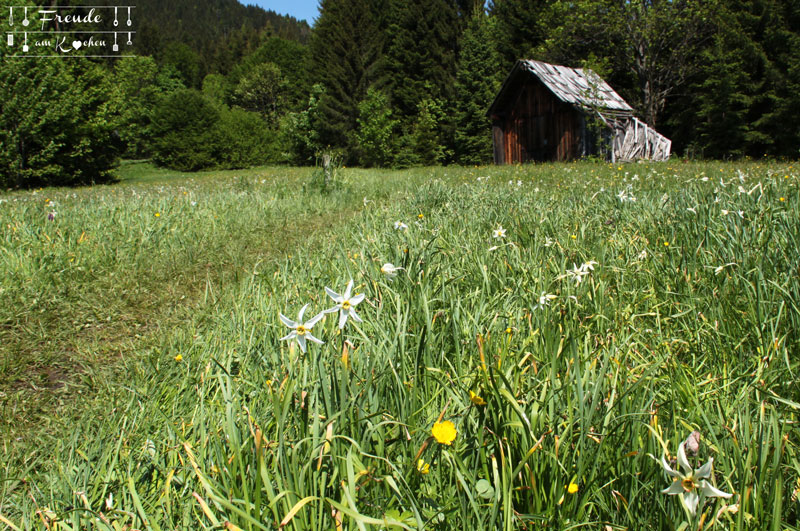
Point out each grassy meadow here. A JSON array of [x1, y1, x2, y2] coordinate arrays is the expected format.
[[1, 160, 798, 530]]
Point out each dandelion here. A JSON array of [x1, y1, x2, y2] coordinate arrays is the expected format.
[[570, 234, 577, 240], [279, 304, 326, 353], [469, 391, 486, 406], [567, 482, 579, 494], [417, 213, 424, 220], [417, 459, 430, 474], [660, 435, 732, 516], [394, 221, 408, 231], [492, 226, 506, 239], [779, 197, 786, 202], [324, 280, 365, 329], [155, 212, 160, 217], [431, 420, 457, 445], [664, 241, 669, 247], [174, 354, 183, 362]]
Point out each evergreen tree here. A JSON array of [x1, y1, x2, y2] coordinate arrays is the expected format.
[[490, 0, 552, 68], [310, 0, 384, 160], [355, 88, 398, 167], [454, 13, 501, 165]]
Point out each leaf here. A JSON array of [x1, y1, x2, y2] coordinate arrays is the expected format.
[[475, 479, 495, 500]]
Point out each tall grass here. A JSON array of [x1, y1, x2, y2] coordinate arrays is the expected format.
[[1, 161, 798, 529]]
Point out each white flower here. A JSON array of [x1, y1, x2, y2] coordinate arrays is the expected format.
[[105, 493, 114, 510], [279, 304, 325, 353], [661, 436, 732, 516], [324, 280, 365, 329], [721, 209, 729, 216], [492, 226, 506, 239], [687, 207, 697, 214], [535, 292, 557, 310], [544, 236, 554, 247], [380, 263, 402, 279], [394, 221, 408, 231], [638, 249, 648, 261], [562, 261, 598, 285]]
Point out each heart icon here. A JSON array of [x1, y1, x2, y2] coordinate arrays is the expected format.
[[72, 40, 82, 50]]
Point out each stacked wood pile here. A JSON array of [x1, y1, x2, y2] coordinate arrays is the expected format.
[[600, 114, 671, 162]]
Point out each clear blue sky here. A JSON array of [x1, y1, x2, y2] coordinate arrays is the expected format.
[[242, 1, 320, 25]]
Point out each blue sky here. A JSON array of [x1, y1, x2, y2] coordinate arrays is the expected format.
[[242, 1, 320, 25]]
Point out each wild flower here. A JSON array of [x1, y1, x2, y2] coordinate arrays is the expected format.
[[492, 226, 506, 239], [380, 263, 402, 279], [431, 420, 457, 445], [535, 292, 557, 310], [417, 459, 430, 474], [469, 391, 486, 406], [544, 236, 554, 247], [279, 304, 326, 353], [324, 280, 365, 329], [47, 210, 57, 221], [563, 261, 597, 285], [567, 482, 579, 494], [394, 221, 408, 231], [661, 434, 732, 516]]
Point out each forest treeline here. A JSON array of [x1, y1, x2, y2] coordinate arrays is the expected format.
[[1, 0, 799, 188]]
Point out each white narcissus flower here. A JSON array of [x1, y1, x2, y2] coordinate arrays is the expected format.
[[394, 221, 408, 231], [535, 292, 557, 310], [661, 436, 732, 516], [324, 280, 365, 329], [279, 304, 325, 353], [381, 263, 402, 279], [492, 226, 506, 239]]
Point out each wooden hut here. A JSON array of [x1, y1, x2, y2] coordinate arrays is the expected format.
[[487, 60, 671, 164]]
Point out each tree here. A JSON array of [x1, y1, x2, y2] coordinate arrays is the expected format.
[[310, 0, 385, 158], [0, 58, 121, 188], [232, 62, 287, 126], [355, 88, 398, 167], [490, 0, 552, 68], [454, 13, 501, 165]]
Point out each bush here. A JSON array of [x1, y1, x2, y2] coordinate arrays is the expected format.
[[217, 107, 274, 169], [150, 89, 222, 171], [0, 58, 121, 188]]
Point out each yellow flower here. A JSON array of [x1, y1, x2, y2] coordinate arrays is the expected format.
[[155, 212, 161, 217], [779, 197, 786, 202], [570, 234, 577, 240], [417, 459, 430, 474], [663, 241, 669, 247], [469, 391, 486, 406], [567, 482, 579, 494], [431, 420, 457, 445], [174, 354, 183, 362]]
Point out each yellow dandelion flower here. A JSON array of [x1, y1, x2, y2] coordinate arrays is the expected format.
[[417, 459, 430, 474], [155, 212, 161, 217], [664, 241, 669, 246], [418, 213, 424, 220], [431, 420, 457, 445], [469, 391, 486, 406], [174, 354, 183, 362], [779, 197, 786, 202], [567, 482, 579, 494], [570, 234, 577, 240]]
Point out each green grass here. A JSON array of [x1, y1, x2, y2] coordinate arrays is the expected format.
[[1, 160, 798, 530]]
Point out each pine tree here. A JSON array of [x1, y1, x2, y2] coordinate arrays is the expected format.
[[309, 0, 384, 160], [490, 0, 552, 68], [454, 13, 501, 165]]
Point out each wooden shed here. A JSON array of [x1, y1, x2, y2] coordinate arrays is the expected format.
[[487, 60, 671, 164]]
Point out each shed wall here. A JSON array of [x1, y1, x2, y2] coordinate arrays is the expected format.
[[500, 79, 582, 163]]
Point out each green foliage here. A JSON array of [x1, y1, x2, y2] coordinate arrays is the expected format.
[[400, 97, 449, 166], [310, 0, 385, 158], [216, 107, 274, 168], [454, 14, 502, 165], [159, 42, 205, 88], [201, 73, 231, 107], [355, 88, 398, 167], [150, 89, 221, 171], [232, 62, 287, 125], [283, 84, 327, 164], [0, 58, 120, 188]]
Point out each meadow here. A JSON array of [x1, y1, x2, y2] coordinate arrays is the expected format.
[[0, 160, 798, 530]]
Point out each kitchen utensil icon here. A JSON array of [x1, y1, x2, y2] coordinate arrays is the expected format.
[[22, 32, 28, 52], [7, 33, 13, 46], [8, 6, 13, 26], [126, 7, 132, 26], [22, 7, 29, 27], [112, 32, 118, 52], [113, 7, 118, 27], [126, 32, 132, 46]]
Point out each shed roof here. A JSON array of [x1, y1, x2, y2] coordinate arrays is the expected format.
[[488, 59, 634, 116]]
